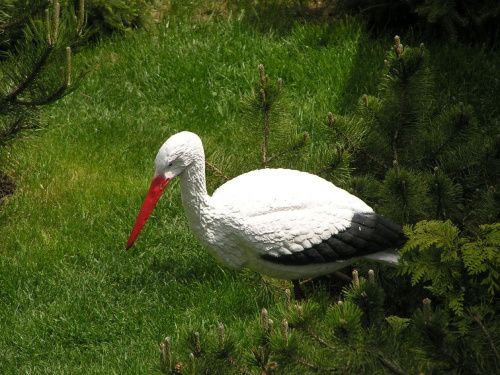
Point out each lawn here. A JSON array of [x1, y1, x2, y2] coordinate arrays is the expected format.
[[1, 7, 499, 374]]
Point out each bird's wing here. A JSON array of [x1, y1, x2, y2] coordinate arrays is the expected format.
[[252, 210, 407, 265], [210, 169, 408, 265]]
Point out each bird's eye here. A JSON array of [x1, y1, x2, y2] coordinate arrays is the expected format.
[[168, 162, 173, 167]]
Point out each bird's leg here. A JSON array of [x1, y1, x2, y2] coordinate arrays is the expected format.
[[292, 279, 305, 301]]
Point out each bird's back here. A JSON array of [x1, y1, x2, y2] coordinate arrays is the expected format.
[[211, 168, 372, 217]]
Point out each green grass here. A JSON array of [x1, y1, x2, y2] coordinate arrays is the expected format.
[[1, 10, 499, 374]]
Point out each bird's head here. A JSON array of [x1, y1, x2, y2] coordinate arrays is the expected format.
[[126, 131, 203, 250]]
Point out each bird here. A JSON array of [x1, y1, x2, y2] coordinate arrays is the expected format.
[[126, 131, 408, 300]]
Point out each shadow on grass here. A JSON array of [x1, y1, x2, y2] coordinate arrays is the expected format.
[[0, 170, 15, 205]]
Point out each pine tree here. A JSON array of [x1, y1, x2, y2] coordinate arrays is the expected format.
[[206, 65, 309, 184], [326, 35, 499, 227], [0, 0, 85, 200], [157, 268, 500, 374], [0, 0, 85, 146]]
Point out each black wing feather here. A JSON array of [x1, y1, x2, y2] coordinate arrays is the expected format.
[[261, 212, 408, 266]]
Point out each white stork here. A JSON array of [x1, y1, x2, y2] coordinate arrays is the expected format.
[[126, 131, 407, 299]]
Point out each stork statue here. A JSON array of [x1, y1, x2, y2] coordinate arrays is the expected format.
[[127, 131, 407, 299]]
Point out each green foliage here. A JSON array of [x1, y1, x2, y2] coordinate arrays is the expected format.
[[85, 0, 153, 38], [0, 0, 50, 54], [343, 273, 386, 328], [240, 64, 301, 169], [0, 0, 84, 149], [415, 0, 500, 42], [327, 36, 499, 226], [400, 220, 500, 315], [415, 0, 468, 41], [208, 65, 310, 181], [462, 224, 500, 294], [158, 271, 500, 374]]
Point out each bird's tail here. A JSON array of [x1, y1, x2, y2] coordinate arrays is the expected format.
[[363, 249, 401, 266]]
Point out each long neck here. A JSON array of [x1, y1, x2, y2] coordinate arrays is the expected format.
[[178, 158, 246, 270], [179, 158, 211, 232]]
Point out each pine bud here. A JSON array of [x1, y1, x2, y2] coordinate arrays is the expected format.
[[434, 166, 439, 182], [393, 160, 399, 180], [368, 269, 375, 283], [45, 9, 51, 45], [336, 143, 343, 159], [327, 112, 335, 128], [297, 305, 304, 319], [285, 289, 291, 312], [163, 336, 172, 369], [277, 77, 282, 92], [218, 322, 224, 350], [260, 89, 266, 103], [257, 345, 265, 364], [352, 269, 359, 287], [173, 362, 185, 374], [384, 59, 388, 67], [423, 298, 432, 324], [195, 331, 201, 353], [78, 0, 85, 33], [159, 342, 166, 369], [363, 94, 368, 107], [394, 35, 403, 57], [419, 43, 425, 56], [189, 353, 195, 375], [301, 131, 309, 143], [51, 0, 60, 46], [258, 64, 265, 86], [459, 102, 464, 114], [268, 319, 273, 335], [261, 308, 269, 333], [282, 319, 289, 342], [66, 47, 72, 86]]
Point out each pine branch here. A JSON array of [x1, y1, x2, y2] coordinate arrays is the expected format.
[[292, 356, 338, 372], [473, 314, 500, 363], [362, 94, 386, 133], [393, 86, 407, 163], [362, 346, 407, 375], [377, 354, 407, 375], [409, 103, 468, 167], [313, 161, 341, 176], [4, 47, 52, 102], [327, 113, 389, 170], [11, 84, 68, 107], [77, 0, 85, 35], [0, 117, 38, 146], [0, 3, 49, 30], [266, 132, 308, 165], [205, 160, 230, 181], [259, 65, 270, 168], [308, 330, 335, 349], [392, 36, 407, 164], [226, 355, 251, 375], [262, 95, 269, 168]]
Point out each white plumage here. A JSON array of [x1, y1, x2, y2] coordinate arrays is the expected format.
[[127, 131, 407, 285]]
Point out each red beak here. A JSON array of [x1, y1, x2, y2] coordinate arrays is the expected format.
[[126, 175, 170, 250]]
